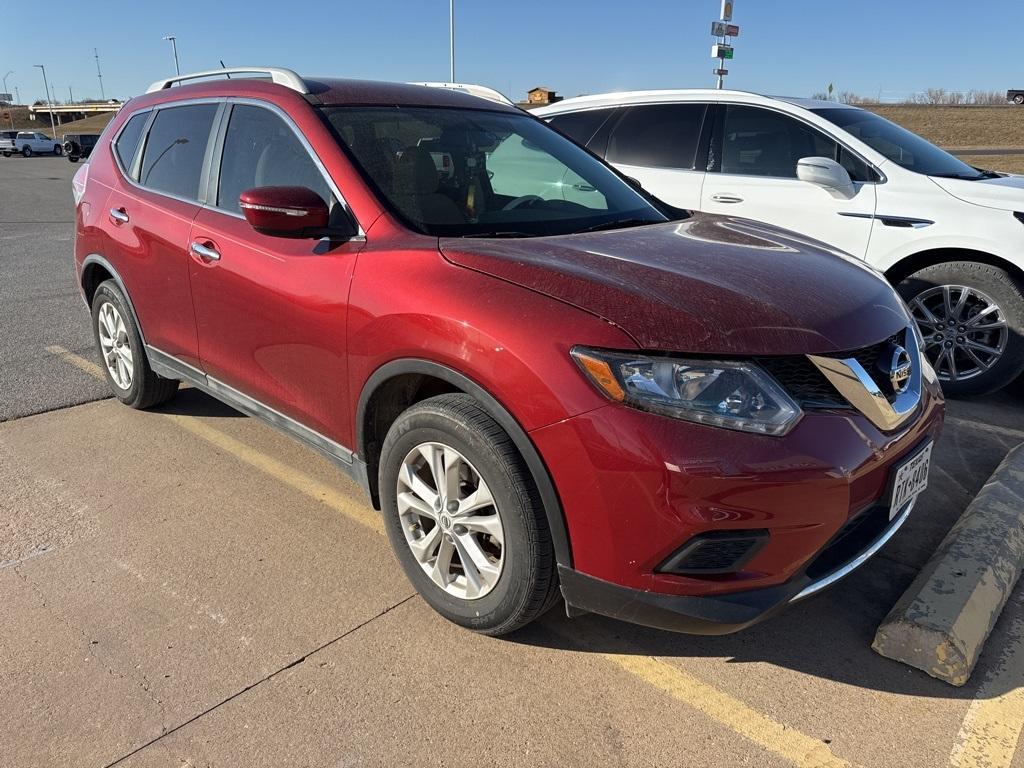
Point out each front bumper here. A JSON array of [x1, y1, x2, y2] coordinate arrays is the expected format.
[[559, 497, 916, 634]]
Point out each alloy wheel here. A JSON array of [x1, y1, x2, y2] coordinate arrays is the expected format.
[[909, 284, 1008, 382], [97, 301, 134, 389], [397, 442, 505, 600]]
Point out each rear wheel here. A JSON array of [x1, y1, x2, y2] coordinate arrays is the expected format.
[[897, 261, 1024, 396], [91, 280, 179, 409], [1015, 94, 1024, 105], [379, 393, 559, 635], [21, 146, 31, 157], [2, 152, 9, 158]]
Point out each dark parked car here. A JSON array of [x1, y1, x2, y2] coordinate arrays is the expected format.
[[71, 67, 944, 636], [63, 133, 99, 162]]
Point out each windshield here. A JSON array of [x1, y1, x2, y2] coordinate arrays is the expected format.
[[320, 106, 666, 237], [812, 107, 990, 179]]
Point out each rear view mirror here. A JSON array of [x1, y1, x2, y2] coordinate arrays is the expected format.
[[239, 186, 329, 238], [796, 157, 855, 199]]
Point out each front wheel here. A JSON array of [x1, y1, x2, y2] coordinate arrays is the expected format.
[[53, 144, 62, 156], [1015, 94, 1024, 105], [379, 393, 559, 635], [68, 156, 79, 163], [897, 261, 1024, 396], [2, 151, 10, 158], [91, 280, 179, 409]]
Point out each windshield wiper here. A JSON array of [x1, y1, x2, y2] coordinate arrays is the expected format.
[[577, 217, 660, 234], [460, 230, 540, 239], [930, 171, 991, 180]]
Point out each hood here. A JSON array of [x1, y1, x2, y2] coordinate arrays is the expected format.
[[930, 173, 1024, 212], [440, 215, 910, 356]]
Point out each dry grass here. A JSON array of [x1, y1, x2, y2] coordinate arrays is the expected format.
[[2, 106, 115, 139], [955, 154, 1024, 174], [864, 105, 1024, 148]]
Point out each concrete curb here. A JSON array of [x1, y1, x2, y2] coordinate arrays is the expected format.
[[872, 442, 1024, 686]]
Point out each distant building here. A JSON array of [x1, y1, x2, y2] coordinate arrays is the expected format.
[[517, 87, 562, 110]]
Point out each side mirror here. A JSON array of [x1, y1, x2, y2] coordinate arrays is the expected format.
[[796, 157, 855, 199], [239, 186, 329, 238]]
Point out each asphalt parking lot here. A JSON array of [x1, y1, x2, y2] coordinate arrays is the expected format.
[[2, 157, 1024, 768]]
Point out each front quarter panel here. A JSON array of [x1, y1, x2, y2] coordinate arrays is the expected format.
[[347, 229, 637, 446]]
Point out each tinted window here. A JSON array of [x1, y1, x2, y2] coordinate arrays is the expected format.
[[114, 112, 148, 172], [139, 104, 217, 200], [547, 109, 614, 146], [813, 107, 986, 179], [606, 104, 706, 169], [719, 105, 844, 178], [217, 104, 334, 215]]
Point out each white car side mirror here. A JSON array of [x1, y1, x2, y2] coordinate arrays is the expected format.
[[797, 156, 856, 199]]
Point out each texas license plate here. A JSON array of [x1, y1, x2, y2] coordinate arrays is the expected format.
[[890, 442, 932, 518]]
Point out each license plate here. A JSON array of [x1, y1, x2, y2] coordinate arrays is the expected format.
[[890, 442, 932, 518]]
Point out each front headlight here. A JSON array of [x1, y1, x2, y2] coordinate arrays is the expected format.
[[571, 347, 802, 436]]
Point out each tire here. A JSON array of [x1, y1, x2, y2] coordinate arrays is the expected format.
[[1015, 94, 1024, 105], [379, 393, 559, 635], [53, 144, 62, 156], [91, 280, 179, 409], [21, 146, 31, 157], [2, 152, 9, 158], [896, 261, 1024, 396], [68, 156, 79, 163]]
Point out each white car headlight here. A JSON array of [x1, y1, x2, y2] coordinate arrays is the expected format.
[[571, 347, 803, 436]]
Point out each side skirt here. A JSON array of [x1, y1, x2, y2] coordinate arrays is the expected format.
[[146, 346, 372, 496]]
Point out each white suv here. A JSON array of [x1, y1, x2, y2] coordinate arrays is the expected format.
[[536, 90, 1024, 395]]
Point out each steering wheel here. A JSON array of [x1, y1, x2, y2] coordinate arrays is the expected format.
[[502, 194, 545, 211]]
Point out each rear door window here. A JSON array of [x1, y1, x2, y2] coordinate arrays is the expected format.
[[138, 104, 218, 200], [605, 104, 707, 169], [114, 112, 149, 173]]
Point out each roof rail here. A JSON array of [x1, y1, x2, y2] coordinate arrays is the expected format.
[[410, 82, 514, 106], [146, 67, 308, 95]]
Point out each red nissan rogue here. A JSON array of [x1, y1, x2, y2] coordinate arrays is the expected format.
[[72, 68, 944, 635]]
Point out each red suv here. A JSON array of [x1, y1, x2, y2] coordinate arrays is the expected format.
[[72, 68, 944, 635]]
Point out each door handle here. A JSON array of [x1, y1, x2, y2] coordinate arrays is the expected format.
[[711, 194, 744, 204], [190, 242, 221, 262], [109, 207, 129, 224]]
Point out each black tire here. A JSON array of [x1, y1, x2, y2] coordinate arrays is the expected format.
[[68, 156, 79, 163], [896, 260, 1024, 396], [21, 146, 31, 157], [1015, 94, 1024, 105], [379, 393, 559, 635], [2, 151, 10, 158], [90, 280, 179, 409], [52, 144, 62, 156]]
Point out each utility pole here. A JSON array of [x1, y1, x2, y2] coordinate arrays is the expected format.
[[33, 64, 57, 137], [94, 48, 105, 100], [14, 86, 20, 104], [163, 35, 181, 76], [449, 0, 455, 82], [68, 85, 74, 103], [2, 71, 13, 130]]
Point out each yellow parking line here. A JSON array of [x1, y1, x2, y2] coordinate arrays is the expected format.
[[47, 344, 856, 766], [949, 604, 1024, 768], [45, 345, 106, 381], [595, 652, 854, 768], [165, 415, 385, 536]]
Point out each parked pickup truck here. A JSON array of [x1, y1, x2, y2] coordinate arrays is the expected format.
[[62, 133, 99, 162], [0, 130, 62, 157], [1008, 89, 1024, 105]]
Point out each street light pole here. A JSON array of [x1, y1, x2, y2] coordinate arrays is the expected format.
[[449, 0, 455, 82], [33, 64, 57, 137], [163, 35, 181, 76]]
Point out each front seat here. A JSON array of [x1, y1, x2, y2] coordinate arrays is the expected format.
[[390, 146, 466, 226]]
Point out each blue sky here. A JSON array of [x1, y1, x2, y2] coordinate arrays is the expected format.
[[2, 0, 1021, 104]]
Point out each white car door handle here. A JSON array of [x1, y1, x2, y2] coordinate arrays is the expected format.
[[711, 194, 744, 204]]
